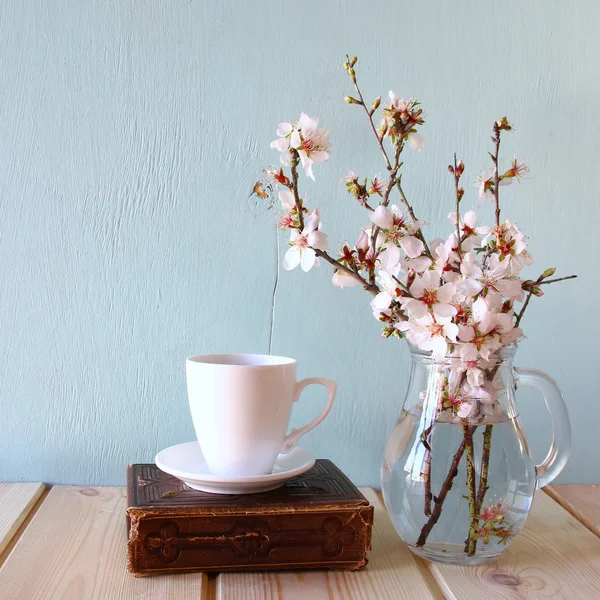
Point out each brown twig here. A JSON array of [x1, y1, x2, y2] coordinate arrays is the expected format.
[[476, 425, 493, 513], [396, 180, 432, 259], [314, 249, 378, 295], [452, 154, 463, 263], [370, 144, 403, 259], [421, 424, 433, 517], [464, 425, 478, 556], [289, 151, 304, 231], [423, 453, 432, 517], [382, 145, 403, 207], [529, 275, 578, 287], [492, 124, 502, 227], [517, 274, 577, 327], [515, 270, 546, 327], [515, 287, 536, 327], [416, 436, 467, 547], [345, 57, 393, 170]]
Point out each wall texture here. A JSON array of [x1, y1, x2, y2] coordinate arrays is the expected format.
[[0, 1, 597, 486]]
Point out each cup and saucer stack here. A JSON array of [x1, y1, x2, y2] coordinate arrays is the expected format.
[[156, 352, 336, 494], [126, 353, 373, 577]]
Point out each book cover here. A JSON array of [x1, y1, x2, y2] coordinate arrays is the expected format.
[[127, 460, 374, 576]]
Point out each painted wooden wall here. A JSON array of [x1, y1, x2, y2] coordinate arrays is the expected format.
[[0, 1, 597, 485]]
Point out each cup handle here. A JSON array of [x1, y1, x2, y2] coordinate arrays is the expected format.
[[281, 378, 337, 454], [515, 367, 571, 489]]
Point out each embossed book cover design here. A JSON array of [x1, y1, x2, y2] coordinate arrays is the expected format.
[[127, 460, 374, 575]]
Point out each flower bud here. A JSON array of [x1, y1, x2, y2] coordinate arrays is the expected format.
[[371, 96, 381, 111], [348, 68, 356, 79], [345, 96, 360, 105], [356, 229, 369, 251], [532, 287, 544, 297], [542, 267, 556, 279], [502, 299, 514, 313], [448, 165, 454, 174], [350, 56, 357, 67], [455, 160, 465, 177]]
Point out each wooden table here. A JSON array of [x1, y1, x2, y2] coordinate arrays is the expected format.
[[0, 484, 599, 599]]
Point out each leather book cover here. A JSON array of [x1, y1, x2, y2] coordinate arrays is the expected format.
[[126, 460, 374, 576]]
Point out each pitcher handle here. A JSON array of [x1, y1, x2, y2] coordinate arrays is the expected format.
[[515, 367, 571, 489], [281, 378, 337, 454]]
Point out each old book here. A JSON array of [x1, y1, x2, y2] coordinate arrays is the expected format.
[[127, 460, 374, 576]]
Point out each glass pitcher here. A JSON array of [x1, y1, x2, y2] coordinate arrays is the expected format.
[[381, 344, 570, 565]]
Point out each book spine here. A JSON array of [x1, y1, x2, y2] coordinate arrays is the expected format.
[[128, 506, 374, 575]]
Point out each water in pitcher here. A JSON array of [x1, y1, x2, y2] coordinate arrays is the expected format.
[[382, 409, 536, 565]]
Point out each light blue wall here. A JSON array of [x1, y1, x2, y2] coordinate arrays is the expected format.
[[0, 1, 596, 486]]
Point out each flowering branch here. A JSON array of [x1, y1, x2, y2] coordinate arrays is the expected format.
[[516, 271, 577, 327], [288, 149, 379, 295], [344, 56, 392, 170], [344, 57, 432, 260], [449, 155, 465, 263], [491, 118, 511, 227], [262, 59, 577, 559]]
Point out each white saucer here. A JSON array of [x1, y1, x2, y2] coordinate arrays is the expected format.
[[155, 442, 316, 494]]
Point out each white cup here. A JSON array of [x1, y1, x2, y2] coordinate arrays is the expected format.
[[186, 353, 337, 477]]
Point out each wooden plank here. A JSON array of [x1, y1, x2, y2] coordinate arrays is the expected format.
[[0, 482, 46, 557], [545, 484, 600, 538], [427, 491, 600, 599], [0, 486, 207, 599], [215, 487, 443, 600]]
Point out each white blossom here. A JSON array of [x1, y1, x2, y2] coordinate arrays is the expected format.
[[332, 270, 360, 288], [283, 210, 328, 272], [290, 113, 331, 180], [397, 313, 458, 360], [400, 270, 457, 323], [370, 272, 401, 318], [474, 167, 512, 206], [369, 204, 425, 258], [271, 114, 331, 180]]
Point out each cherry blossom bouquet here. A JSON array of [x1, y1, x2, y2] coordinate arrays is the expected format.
[[256, 56, 575, 557], [260, 57, 574, 361]]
